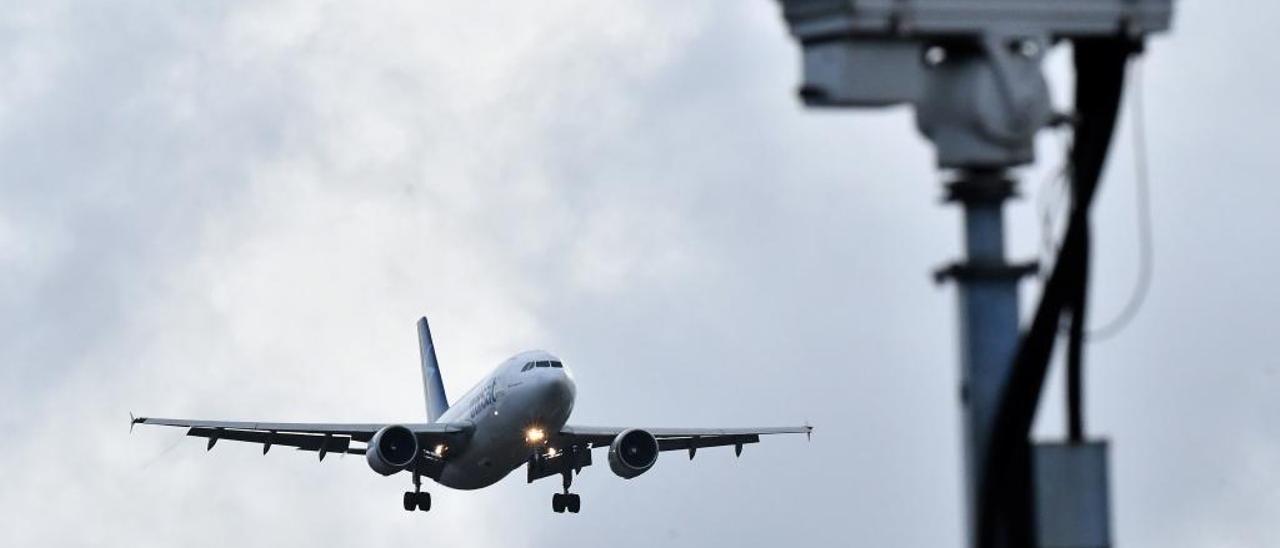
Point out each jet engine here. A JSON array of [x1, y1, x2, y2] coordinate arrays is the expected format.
[[608, 428, 659, 479], [366, 425, 419, 476]]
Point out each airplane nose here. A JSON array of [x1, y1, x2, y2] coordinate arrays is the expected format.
[[521, 363, 575, 411], [550, 369, 576, 403]]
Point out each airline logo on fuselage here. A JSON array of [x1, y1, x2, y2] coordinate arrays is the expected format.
[[464, 379, 499, 421]]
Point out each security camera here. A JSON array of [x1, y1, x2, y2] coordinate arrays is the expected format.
[[776, 0, 1173, 167]]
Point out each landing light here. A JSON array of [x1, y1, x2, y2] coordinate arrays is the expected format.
[[434, 444, 446, 457], [525, 427, 545, 444]]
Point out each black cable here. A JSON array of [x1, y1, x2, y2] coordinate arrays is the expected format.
[[976, 37, 1136, 548], [1065, 163, 1091, 443], [1089, 61, 1155, 341], [1036, 129, 1072, 278]]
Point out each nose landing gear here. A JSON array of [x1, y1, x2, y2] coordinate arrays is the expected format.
[[528, 444, 590, 514], [552, 492, 580, 513], [551, 468, 581, 513]]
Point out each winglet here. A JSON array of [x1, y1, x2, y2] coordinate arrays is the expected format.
[[804, 421, 813, 442], [130, 412, 142, 433]]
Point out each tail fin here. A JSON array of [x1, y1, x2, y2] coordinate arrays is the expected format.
[[417, 316, 449, 422]]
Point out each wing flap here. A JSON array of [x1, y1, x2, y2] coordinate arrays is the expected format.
[[558, 424, 810, 457], [133, 416, 468, 460], [656, 434, 760, 452], [186, 427, 363, 456], [561, 425, 809, 438], [134, 416, 464, 442]]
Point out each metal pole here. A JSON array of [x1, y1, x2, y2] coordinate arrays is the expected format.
[[936, 170, 1036, 548]]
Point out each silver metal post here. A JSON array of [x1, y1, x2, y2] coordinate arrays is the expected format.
[[936, 171, 1035, 548]]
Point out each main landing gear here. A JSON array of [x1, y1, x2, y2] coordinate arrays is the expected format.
[[552, 468, 581, 513], [404, 468, 431, 512], [552, 493, 580, 513]]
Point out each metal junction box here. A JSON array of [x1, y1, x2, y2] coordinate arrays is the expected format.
[[1033, 441, 1112, 548]]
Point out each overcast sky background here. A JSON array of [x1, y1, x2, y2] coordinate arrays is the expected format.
[[2, 1, 1277, 547]]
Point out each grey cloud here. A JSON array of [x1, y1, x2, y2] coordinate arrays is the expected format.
[[2, 1, 1278, 547]]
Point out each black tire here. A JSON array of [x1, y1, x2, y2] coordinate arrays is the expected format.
[[552, 493, 565, 513], [416, 492, 432, 512], [403, 492, 416, 512], [567, 494, 581, 514]]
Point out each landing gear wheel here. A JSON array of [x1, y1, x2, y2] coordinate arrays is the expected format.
[[406, 467, 431, 513], [566, 493, 581, 513], [403, 492, 416, 512], [552, 493, 566, 513], [415, 492, 432, 512]]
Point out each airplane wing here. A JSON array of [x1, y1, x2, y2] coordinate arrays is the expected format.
[[131, 416, 468, 460], [557, 424, 812, 455]]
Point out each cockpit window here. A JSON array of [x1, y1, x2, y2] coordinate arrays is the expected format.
[[521, 360, 562, 371]]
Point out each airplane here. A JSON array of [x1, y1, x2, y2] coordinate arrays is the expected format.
[[132, 316, 812, 514]]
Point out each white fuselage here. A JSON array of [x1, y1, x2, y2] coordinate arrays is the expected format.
[[432, 350, 576, 490]]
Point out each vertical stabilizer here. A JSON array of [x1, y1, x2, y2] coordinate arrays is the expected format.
[[417, 316, 449, 422]]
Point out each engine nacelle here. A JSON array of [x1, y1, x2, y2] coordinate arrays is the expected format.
[[608, 428, 659, 479], [366, 425, 419, 476]]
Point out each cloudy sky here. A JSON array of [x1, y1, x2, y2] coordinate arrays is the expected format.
[[2, 1, 1276, 547]]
